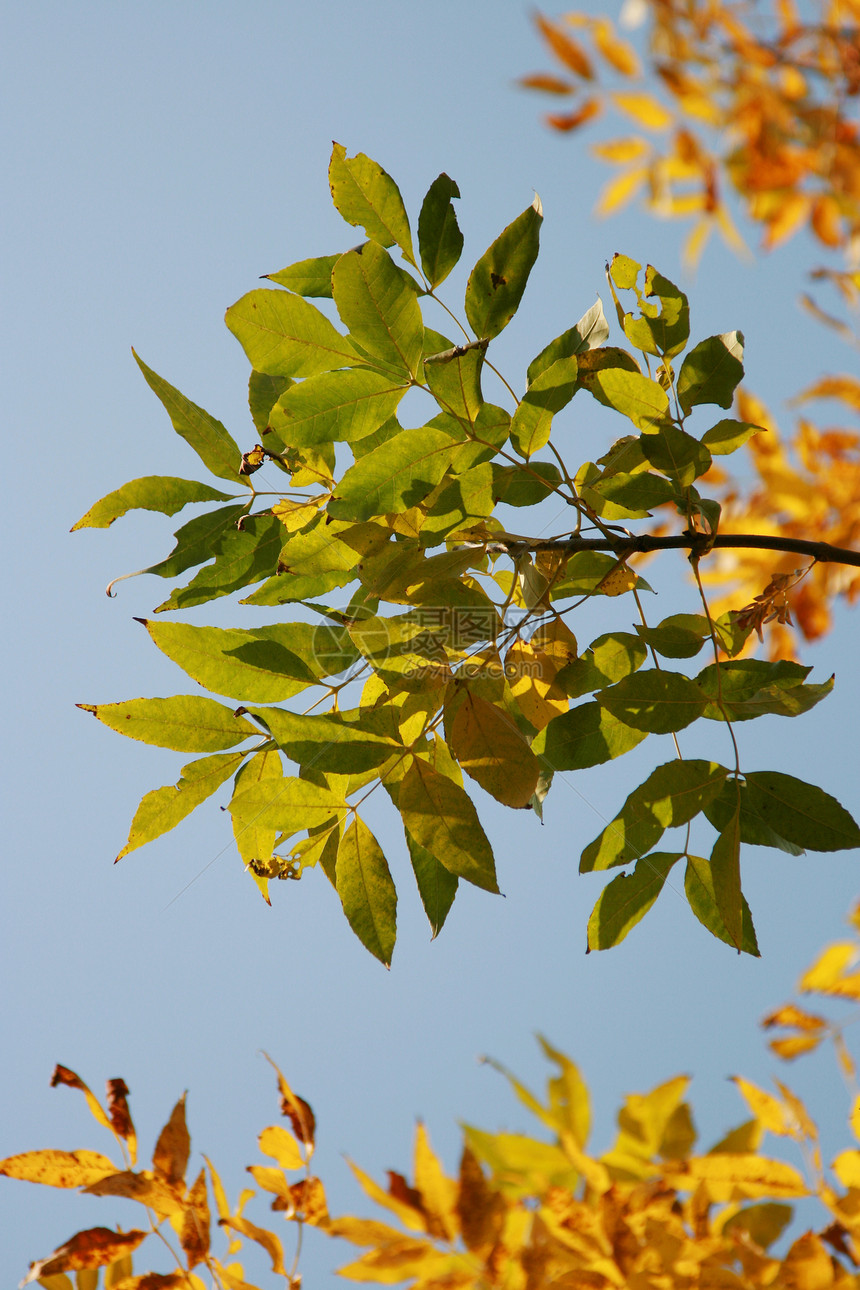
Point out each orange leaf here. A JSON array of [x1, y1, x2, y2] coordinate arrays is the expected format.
[[768, 1035, 822, 1060], [761, 1004, 826, 1032], [179, 1167, 210, 1269], [105, 1079, 136, 1167], [50, 1066, 114, 1135], [592, 16, 640, 76], [611, 91, 674, 130], [153, 1094, 190, 1187], [811, 194, 844, 247], [21, 1228, 148, 1283], [519, 73, 574, 95], [263, 1053, 316, 1151], [218, 1214, 286, 1274], [546, 98, 601, 132], [535, 13, 594, 79]]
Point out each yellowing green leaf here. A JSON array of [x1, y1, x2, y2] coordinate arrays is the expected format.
[[336, 817, 397, 966], [677, 332, 744, 415], [332, 242, 424, 379], [268, 368, 408, 448], [510, 355, 579, 458], [71, 478, 233, 531], [329, 143, 416, 264], [225, 288, 359, 379], [534, 700, 647, 770], [117, 751, 245, 861], [596, 670, 708, 734], [329, 426, 459, 522], [465, 196, 543, 340], [685, 854, 760, 956], [587, 852, 681, 950], [77, 696, 257, 752], [133, 352, 245, 485], [398, 759, 498, 892]]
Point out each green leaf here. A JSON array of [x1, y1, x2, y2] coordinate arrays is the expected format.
[[265, 255, 339, 298], [703, 779, 804, 855], [589, 368, 669, 430], [685, 856, 760, 956], [422, 329, 486, 422], [406, 832, 458, 939], [695, 659, 833, 722], [510, 355, 579, 458], [621, 266, 690, 360], [701, 419, 763, 456], [248, 371, 293, 434], [710, 808, 743, 949], [418, 464, 494, 540], [492, 462, 562, 507], [641, 423, 712, 487], [555, 631, 647, 698], [332, 242, 424, 379], [634, 614, 710, 659], [336, 816, 397, 966], [398, 758, 498, 892], [418, 173, 464, 287], [225, 288, 359, 378], [328, 426, 460, 522], [154, 513, 284, 611], [72, 477, 233, 531], [133, 352, 245, 484], [465, 196, 542, 340], [228, 775, 346, 834], [534, 701, 647, 771], [77, 696, 258, 752], [587, 853, 681, 950], [743, 772, 860, 851], [329, 143, 416, 265], [268, 367, 408, 449], [581, 760, 728, 871], [677, 332, 744, 415], [527, 299, 609, 384], [246, 705, 401, 773], [117, 752, 245, 860], [589, 469, 676, 517], [597, 671, 708, 734], [139, 620, 319, 702], [142, 504, 249, 581]]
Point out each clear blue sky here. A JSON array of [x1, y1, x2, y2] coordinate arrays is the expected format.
[[3, 3, 858, 1284]]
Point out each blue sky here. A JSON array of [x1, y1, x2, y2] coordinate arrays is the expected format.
[[3, 3, 858, 1284]]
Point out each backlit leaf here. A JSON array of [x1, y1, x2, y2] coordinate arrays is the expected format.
[[534, 700, 647, 770], [597, 670, 708, 733], [587, 852, 681, 949], [139, 620, 318, 703], [641, 423, 711, 486], [117, 751, 244, 860], [406, 832, 458, 939], [701, 418, 763, 455], [744, 772, 860, 851], [133, 353, 244, 485], [590, 368, 669, 429], [20, 1229, 148, 1283], [399, 758, 498, 892], [677, 332, 744, 415], [527, 299, 609, 384], [225, 288, 359, 378], [77, 696, 257, 752], [247, 705, 401, 773], [684, 856, 760, 956], [447, 690, 540, 807], [710, 812, 743, 950], [228, 776, 346, 836], [582, 760, 728, 871], [154, 513, 284, 611], [71, 478, 233, 531], [268, 367, 407, 449], [258, 1124, 304, 1170], [465, 196, 543, 340], [418, 174, 464, 287], [510, 355, 579, 458], [328, 426, 459, 522], [332, 242, 424, 378], [329, 143, 416, 264], [266, 254, 338, 297]]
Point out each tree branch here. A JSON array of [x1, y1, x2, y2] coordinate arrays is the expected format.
[[485, 532, 860, 567]]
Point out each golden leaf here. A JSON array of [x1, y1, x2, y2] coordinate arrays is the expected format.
[[0, 1149, 116, 1189], [257, 1125, 304, 1171], [611, 91, 674, 130], [153, 1094, 190, 1187]]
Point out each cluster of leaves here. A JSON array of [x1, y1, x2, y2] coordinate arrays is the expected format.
[[8, 904, 860, 1288], [74, 145, 860, 964], [523, 0, 860, 264]]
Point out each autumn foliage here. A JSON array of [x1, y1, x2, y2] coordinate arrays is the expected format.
[[6, 906, 860, 1287]]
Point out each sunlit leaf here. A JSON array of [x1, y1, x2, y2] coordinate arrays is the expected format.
[[117, 751, 244, 860], [398, 758, 498, 892], [72, 478, 233, 531], [465, 196, 542, 340], [329, 143, 416, 264], [597, 670, 708, 733], [266, 254, 339, 297], [332, 241, 424, 378], [0, 1150, 117, 1189], [587, 852, 681, 949], [77, 696, 257, 752], [676, 332, 744, 415], [133, 352, 244, 485], [225, 288, 359, 378]]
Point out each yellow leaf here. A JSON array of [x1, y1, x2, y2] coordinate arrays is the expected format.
[[346, 1159, 427, 1232], [611, 91, 674, 130], [762, 1004, 826, 1033], [535, 13, 594, 79], [83, 1169, 185, 1220], [327, 1216, 420, 1247], [834, 1149, 860, 1189], [591, 137, 650, 163], [505, 639, 568, 731], [218, 1215, 286, 1275], [800, 943, 860, 998], [592, 17, 640, 75], [731, 1078, 793, 1137], [257, 1125, 303, 1171], [836, 1034, 857, 1082], [20, 1229, 148, 1284], [596, 166, 648, 217], [336, 1240, 452, 1284], [666, 1153, 808, 1199], [447, 689, 540, 808], [761, 192, 811, 250], [768, 1035, 823, 1060], [153, 1095, 189, 1187], [413, 1123, 458, 1242], [247, 1164, 292, 1201], [0, 1149, 116, 1189], [597, 565, 637, 596], [683, 216, 714, 270], [780, 1233, 835, 1290]]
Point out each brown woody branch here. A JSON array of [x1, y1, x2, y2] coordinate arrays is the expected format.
[[486, 533, 860, 567]]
